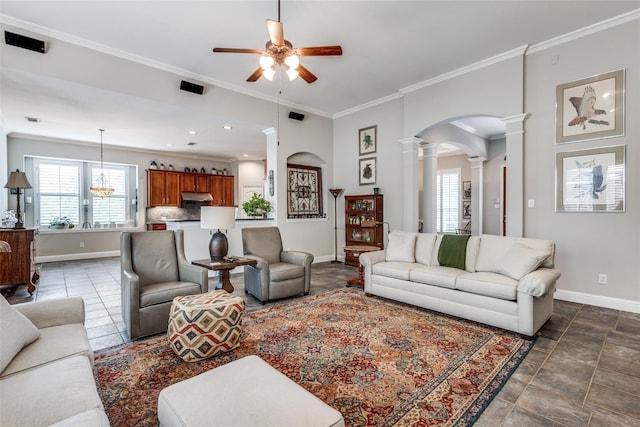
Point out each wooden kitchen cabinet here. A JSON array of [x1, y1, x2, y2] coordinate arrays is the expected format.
[[181, 173, 210, 193], [210, 175, 235, 206], [147, 170, 180, 207], [0, 228, 37, 295]]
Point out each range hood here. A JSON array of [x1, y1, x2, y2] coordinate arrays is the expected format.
[[181, 192, 213, 202]]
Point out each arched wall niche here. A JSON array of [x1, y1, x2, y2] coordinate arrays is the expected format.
[[286, 151, 329, 219]]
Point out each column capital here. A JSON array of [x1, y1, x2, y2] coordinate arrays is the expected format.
[[501, 113, 530, 124], [262, 127, 276, 136], [468, 156, 487, 167], [398, 136, 423, 146]]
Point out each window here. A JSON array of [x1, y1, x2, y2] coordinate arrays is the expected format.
[[28, 156, 138, 229], [436, 168, 461, 233]]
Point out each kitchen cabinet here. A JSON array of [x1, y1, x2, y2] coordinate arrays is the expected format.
[[211, 175, 235, 206], [181, 173, 210, 193], [147, 170, 180, 207]]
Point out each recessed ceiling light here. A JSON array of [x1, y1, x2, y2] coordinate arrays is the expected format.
[[223, 125, 232, 130], [188, 130, 197, 135], [243, 154, 249, 157], [166, 143, 173, 147]]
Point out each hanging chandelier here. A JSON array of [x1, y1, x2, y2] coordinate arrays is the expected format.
[[89, 129, 114, 198]]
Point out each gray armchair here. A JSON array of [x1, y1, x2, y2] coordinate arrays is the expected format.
[[120, 229, 208, 339], [242, 227, 314, 303]]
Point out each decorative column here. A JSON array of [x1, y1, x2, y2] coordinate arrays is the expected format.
[[399, 137, 423, 232], [501, 114, 529, 237], [421, 142, 438, 233], [262, 127, 278, 221], [468, 157, 486, 236]]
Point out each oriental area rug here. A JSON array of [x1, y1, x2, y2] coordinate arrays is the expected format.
[[94, 288, 534, 426]]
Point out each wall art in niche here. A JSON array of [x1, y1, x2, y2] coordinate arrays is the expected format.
[[556, 69, 624, 144], [556, 145, 625, 212], [287, 164, 323, 218], [359, 157, 376, 185], [463, 181, 471, 199], [359, 125, 377, 155]]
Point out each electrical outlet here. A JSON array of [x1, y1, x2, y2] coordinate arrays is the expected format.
[[528, 199, 535, 208], [598, 274, 607, 285], [79, 242, 85, 248]]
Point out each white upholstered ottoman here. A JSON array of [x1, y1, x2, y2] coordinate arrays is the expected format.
[[157, 355, 345, 427]]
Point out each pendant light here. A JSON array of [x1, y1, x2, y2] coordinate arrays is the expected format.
[[89, 129, 114, 198]]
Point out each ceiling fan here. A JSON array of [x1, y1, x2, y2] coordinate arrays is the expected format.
[[212, 0, 342, 83]]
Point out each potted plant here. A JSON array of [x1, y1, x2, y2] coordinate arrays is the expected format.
[[242, 193, 272, 218], [49, 216, 75, 229]]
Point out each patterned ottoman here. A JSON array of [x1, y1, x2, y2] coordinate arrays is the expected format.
[[167, 290, 244, 362]]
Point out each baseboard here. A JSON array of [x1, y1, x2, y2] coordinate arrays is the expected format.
[[36, 250, 120, 263], [554, 289, 640, 314]]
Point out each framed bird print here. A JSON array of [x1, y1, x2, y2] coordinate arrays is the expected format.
[[555, 145, 625, 212], [359, 157, 376, 185], [359, 125, 377, 155], [556, 69, 624, 144]]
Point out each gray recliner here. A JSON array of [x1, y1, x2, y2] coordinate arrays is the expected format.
[[120, 229, 208, 339], [242, 227, 313, 303]]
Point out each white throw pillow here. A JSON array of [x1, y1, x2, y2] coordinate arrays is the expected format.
[[0, 295, 41, 373], [494, 243, 550, 280], [385, 231, 417, 262]]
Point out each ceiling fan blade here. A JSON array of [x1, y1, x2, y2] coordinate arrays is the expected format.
[[246, 67, 263, 82], [297, 46, 343, 56], [213, 48, 264, 54], [297, 64, 318, 84], [266, 19, 284, 46]]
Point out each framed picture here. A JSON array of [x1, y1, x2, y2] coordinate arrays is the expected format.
[[359, 125, 377, 155], [359, 157, 376, 185], [462, 181, 471, 199], [287, 164, 323, 218], [462, 201, 471, 219], [556, 69, 625, 144], [556, 145, 625, 212]]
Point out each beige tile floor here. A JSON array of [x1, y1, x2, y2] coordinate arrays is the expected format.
[[4, 258, 640, 426]]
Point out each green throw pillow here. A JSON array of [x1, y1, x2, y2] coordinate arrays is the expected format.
[[437, 234, 470, 270]]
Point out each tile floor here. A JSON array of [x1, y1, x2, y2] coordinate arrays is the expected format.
[[4, 258, 640, 426]]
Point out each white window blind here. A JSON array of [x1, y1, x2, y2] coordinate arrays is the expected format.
[[436, 169, 461, 233], [30, 157, 137, 229]]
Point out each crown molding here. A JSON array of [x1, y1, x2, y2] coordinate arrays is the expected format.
[[333, 92, 403, 119], [0, 14, 333, 119], [527, 9, 640, 55]]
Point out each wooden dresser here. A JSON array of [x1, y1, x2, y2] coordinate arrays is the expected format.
[[0, 227, 37, 295]]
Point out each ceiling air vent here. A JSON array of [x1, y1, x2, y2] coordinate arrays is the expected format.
[[187, 142, 198, 146], [24, 116, 40, 123]]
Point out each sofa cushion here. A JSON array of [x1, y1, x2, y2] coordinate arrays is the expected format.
[[409, 266, 463, 289], [0, 296, 41, 374], [494, 243, 551, 280], [49, 409, 111, 427], [372, 262, 414, 281], [385, 231, 417, 263], [1, 323, 92, 378], [476, 235, 555, 273], [455, 272, 519, 301], [0, 355, 104, 427], [437, 234, 470, 270], [415, 233, 437, 265]]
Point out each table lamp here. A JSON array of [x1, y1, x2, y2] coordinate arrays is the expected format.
[[201, 206, 236, 260], [4, 169, 32, 229]]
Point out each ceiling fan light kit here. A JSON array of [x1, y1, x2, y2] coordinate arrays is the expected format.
[[213, 0, 342, 84]]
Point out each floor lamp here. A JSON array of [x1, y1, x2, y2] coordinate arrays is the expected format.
[[329, 188, 343, 264]]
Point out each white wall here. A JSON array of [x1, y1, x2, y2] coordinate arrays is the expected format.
[[523, 20, 639, 306]]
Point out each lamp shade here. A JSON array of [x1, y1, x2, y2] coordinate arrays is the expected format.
[[201, 206, 236, 230], [0, 241, 11, 252], [4, 169, 32, 189]]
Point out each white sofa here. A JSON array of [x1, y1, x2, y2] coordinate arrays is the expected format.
[[359, 232, 561, 337], [0, 296, 110, 427]]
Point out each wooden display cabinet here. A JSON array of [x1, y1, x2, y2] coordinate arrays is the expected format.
[[344, 194, 384, 267], [0, 228, 37, 295]]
